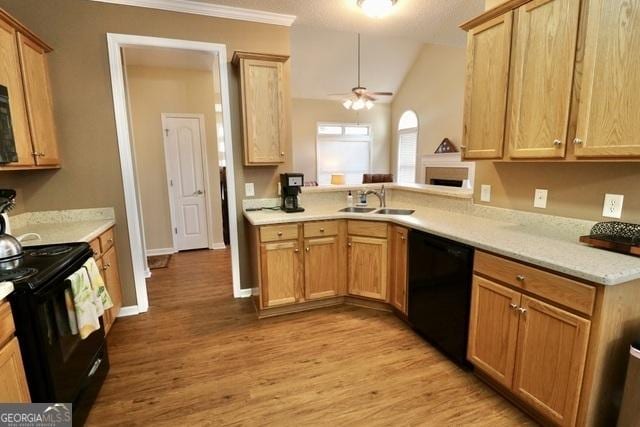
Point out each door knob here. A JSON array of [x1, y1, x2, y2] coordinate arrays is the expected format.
[[573, 138, 583, 145], [553, 139, 562, 146], [509, 303, 518, 310], [517, 307, 527, 315], [193, 190, 204, 196]]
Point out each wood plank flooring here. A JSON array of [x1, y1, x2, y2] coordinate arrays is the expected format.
[[86, 249, 535, 426]]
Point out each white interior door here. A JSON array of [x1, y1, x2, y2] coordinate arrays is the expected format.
[[164, 116, 209, 251]]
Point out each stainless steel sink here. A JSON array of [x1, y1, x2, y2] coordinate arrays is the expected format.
[[374, 208, 415, 215], [339, 207, 376, 213]]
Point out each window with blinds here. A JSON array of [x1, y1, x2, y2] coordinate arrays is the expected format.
[[316, 123, 372, 185], [397, 111, 419, 183]]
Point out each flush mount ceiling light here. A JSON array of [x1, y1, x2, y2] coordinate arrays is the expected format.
[[357, 0, 398, 18]]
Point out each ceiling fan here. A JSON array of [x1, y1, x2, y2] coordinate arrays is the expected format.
[[329, 33, 393, 111]]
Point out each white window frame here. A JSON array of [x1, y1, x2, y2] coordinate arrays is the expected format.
[[397, 111, 419, 184], [316, 122, 373, 185]]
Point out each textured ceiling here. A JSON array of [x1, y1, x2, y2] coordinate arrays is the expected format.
[[199, 0, 484, 45]]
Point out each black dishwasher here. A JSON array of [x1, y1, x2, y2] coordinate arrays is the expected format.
[[408, 230, 474, 367]]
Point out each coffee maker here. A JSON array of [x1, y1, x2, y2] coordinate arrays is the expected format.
[[280, 173, 304, 213]]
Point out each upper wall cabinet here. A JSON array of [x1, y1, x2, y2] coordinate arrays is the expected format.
[[232, 51, 289, 166], [461, 0, 640, 160], [0, 8, 59, 170], [507, 0, 580, 159], [461, 13, 513, 160], [574, 0, 640, 158]]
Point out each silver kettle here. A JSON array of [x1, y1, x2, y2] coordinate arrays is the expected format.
[[0, 194, 23, 269]]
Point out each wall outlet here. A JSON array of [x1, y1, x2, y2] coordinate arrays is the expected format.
[[245, 182, 255, 197], [602, 194, 624, 219], [480, 185, 491, 203], [534, 189, 548, 209]]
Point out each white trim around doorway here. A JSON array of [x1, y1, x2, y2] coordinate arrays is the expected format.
[[106, 33, 243, 314]]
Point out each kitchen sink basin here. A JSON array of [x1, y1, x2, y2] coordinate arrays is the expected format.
[[374, 208, 415, 215], [339, 207, 376, 213]]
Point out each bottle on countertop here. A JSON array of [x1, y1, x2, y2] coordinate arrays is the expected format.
[[347, 191, 354, 207]]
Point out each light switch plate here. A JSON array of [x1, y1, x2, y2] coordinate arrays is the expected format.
[[245, 182, 255, 197], [602, 194, 624, 219], [534, 189, 548, 209], [480, 185, 491, 203]]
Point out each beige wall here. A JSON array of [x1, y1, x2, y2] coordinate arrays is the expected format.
[[485, 0, 509, 9], [291, 98, 391, 181], [0, 0, 291, 301], [391, 44, 467, 181], [125, 64, 225, 251]]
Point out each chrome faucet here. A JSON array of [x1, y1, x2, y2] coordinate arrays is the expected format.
[[364, 185, 386, 208]]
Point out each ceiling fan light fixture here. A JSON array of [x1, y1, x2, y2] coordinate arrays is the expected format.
[[352, 98, 366, 111], [357, 0, 397, 19], [343, 99, 354, 109], [365, 100, 374, 110]]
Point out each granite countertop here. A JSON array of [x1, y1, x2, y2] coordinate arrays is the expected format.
[[0, 282, 14, 301], [244, 204, 640, 287], [13, 219, 115, 247]]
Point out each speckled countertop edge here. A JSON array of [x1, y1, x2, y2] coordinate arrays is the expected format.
[[244, 205, 640, 287], [14, 219, 115, 247]]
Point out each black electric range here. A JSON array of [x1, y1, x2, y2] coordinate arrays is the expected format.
[[6, 242, 109, 426]]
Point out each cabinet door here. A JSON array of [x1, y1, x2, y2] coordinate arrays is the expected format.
[[260, 241, 301, 307], [304, 236, 339, 300], [468, 276, 521, 388], [574, 0, 640, 157], [390, 226, 408, 314], [102, 247, 123, 321], [507, 0, 580, 159], [347, 236, 388, 301], [0, 337, 30, 403], [462, 12, 513, 159], [241, 59, 285, 165], [0, 20, 33, 166], [17, 33, 59, 166], [513, 295, 590, 426]]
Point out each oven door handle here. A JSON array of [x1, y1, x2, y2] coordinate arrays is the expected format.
[[88, 357, 103, 377]]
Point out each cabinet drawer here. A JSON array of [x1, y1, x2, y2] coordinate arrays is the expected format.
[[0, 302, 15, 346], [89, 238, 101, 258], [347, 221, 387, 238], [474, 251, 596, 316], [304, 221, 338, 238], [260, 224, 299, 242], [99, 228, 115, 252]]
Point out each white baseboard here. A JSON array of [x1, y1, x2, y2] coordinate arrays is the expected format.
[[118, 305, 141, 317], [211, 242, 227, 250], [238, 288, 253, 298], [144, 268, 152, 278], [146, 247, 177, 256]]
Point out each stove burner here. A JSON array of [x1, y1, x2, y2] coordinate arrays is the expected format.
[[28, 246, 73, 257], [0, 267, 38, 282]]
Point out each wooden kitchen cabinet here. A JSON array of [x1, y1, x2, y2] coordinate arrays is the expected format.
[[90, 226, 123, 335], [0, 8, 59, 170], [304, 236, 340, 300], [390, 226, 408, 314], [347, 235, 388, 301], [0, 302, 30, 403], [260, 240, 302, 308], [461, 12, 512, 159], [513, 295, 590, 426], [0, 19, 33, 167], [469, 251, 593, 426], [232, 51, 289, 166], [507, 0, 580, 159], [467, 276, 520, 389], [573, 0, 640, 158]]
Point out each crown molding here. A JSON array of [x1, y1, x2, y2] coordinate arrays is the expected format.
[[89, 0, 297, 27]]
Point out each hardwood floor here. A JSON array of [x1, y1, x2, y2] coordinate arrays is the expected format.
[[86, 249, 534, 426]]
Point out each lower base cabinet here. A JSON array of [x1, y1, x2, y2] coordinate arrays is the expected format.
[[0, 302, 30, 403], [304, 236, 340, 300], [260, 240, 302, 307], [347, 235, 388, 301], [390, 226, 408, 314], [468, 275, 591, 426], [90, 227, 123, 335]]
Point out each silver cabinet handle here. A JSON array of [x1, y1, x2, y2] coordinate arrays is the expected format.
[[277, 232, 283, 236], [400, 235, 406, 241], [319, 228, 325, 232], [305, 247, 310, 252], [509, 303, 518, 310], [280, 152, 285, 156], [88, 358, 103, 377], [32, 152, 45, 157], [573, 138, 583, 145], [294, 248, 299, 253], [517, 307, 527, 315], [553, 139, 562, 146], [516, 275, 526, 282]]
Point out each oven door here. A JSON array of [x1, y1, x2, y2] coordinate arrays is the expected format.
[[33, 268, 105, 402]]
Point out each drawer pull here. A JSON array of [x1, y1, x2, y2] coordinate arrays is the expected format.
[[305, 247, 310, 252], [294, 248, 299, 253], [516, 275, 526, 282], [277, 232, 283, 236], [107, 238, 113, 244], [517, 307, 527, 315], [509, 303, 518, 310], [320, 228, 325, 232]]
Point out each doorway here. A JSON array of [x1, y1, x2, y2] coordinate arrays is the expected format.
[[107, 34, 242, 314], [162, 114, 212, 251]]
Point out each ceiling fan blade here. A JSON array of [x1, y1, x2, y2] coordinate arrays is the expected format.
[[370, 92, 394, 96], [362, 93, 378, 101]]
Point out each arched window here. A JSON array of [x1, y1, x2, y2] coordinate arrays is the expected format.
[[397, 110, 418, 183]]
